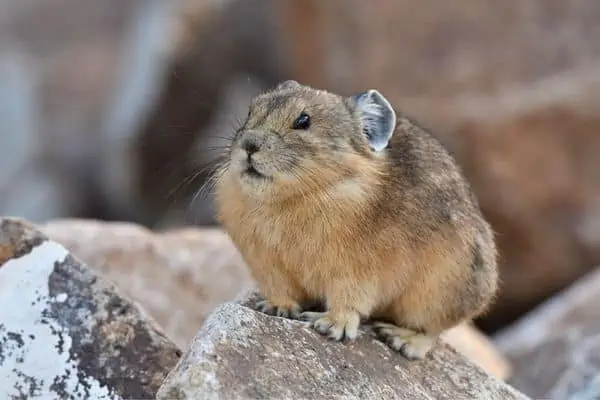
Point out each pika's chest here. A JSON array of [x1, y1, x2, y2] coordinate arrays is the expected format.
[[254, 212, 328, 255], [235, 209, 341, 267]]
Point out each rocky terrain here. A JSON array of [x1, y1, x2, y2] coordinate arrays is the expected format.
[[0, 218, 180, 399], [2, 1, 600, 398], [3, 0, 600, 334], [0, 217, 528, 399], [39, 219, 510, 381], [2, 216, 599, 398]]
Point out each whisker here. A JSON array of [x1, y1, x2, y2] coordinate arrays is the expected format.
[[205, 135, 234, 142], [165, 158, 221, 201], [205, 146, 231, 151], [185, 159, 229, 222]]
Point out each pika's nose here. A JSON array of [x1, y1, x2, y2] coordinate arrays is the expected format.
[[240, 136, 260, 155]]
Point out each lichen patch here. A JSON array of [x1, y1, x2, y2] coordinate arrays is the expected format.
[[0, 241, 116, 399]]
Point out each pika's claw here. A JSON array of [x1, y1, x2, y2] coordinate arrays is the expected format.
[[255, 300, 302, 319], [301, 310, 360, 341], [373, 322, 435, 360], [299, 311, 325, 322]]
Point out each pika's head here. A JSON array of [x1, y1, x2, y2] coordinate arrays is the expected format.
[[219, 80, 397, 202]]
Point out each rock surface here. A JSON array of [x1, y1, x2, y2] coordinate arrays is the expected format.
[[0, 217, 181, 399], [40, 218, 511, 380], [157, 292, 528, 400], [41, 218, 254, 349], [494, 266, 600, 399]]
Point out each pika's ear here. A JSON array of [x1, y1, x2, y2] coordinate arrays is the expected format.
[[351, 89, 396, 151], [277, 80, 301, 91]]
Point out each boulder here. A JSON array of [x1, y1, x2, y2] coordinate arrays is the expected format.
[[40, 218, 510, 380], [493, 267, 600, 399], [0, 217, 181, 399], [157, 292, 528, 400], [41, 218, 254, 349]]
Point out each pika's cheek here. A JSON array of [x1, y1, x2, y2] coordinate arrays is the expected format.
[[251, 153, 283, 176], [255, 146, 297, 172]]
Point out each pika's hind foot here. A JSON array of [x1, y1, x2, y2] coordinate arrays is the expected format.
[[301, 310, 360, 341], [255, 300, 302, 319], [373, 322, 435, 360]]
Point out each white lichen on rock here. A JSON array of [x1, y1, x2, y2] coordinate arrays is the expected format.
[[0, 241, 116, 400]]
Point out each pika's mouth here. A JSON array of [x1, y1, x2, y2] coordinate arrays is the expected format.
[[242, 165, 268, 180]]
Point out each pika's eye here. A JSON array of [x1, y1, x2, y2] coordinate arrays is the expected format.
[[292, 112, 311, 130]]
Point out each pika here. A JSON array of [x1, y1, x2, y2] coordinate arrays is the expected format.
[[214, 80, 498, 359]]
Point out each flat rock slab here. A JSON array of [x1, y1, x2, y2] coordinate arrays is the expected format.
[[0, 218, 181, 399], [157, 292, 529, 400], [494, 267, 600, 399]]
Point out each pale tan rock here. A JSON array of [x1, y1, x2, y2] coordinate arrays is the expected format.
[[494, 267, 600, 399], [0, 217, 180, 399], [442, 324, 512, 381], [41, 219, 254, 348], [157, 291, 528, 400]]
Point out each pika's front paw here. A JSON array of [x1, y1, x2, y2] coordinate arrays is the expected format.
[[255, 300, 302, 319], [373, 322, 435, 360], [301, 311, 360, 341]]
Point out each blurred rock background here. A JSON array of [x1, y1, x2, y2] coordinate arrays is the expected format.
[[2, 0, 600, 340]]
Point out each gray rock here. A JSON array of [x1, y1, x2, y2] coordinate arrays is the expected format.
[[0, 217, 181, 399], [157, 292, 529, 400], [494, 267, 600, 400]]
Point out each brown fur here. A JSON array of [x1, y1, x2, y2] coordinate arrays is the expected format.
[[213, 81, 498, 359]]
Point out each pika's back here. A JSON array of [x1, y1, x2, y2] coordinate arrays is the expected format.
[[369, 114, 488, 242]]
